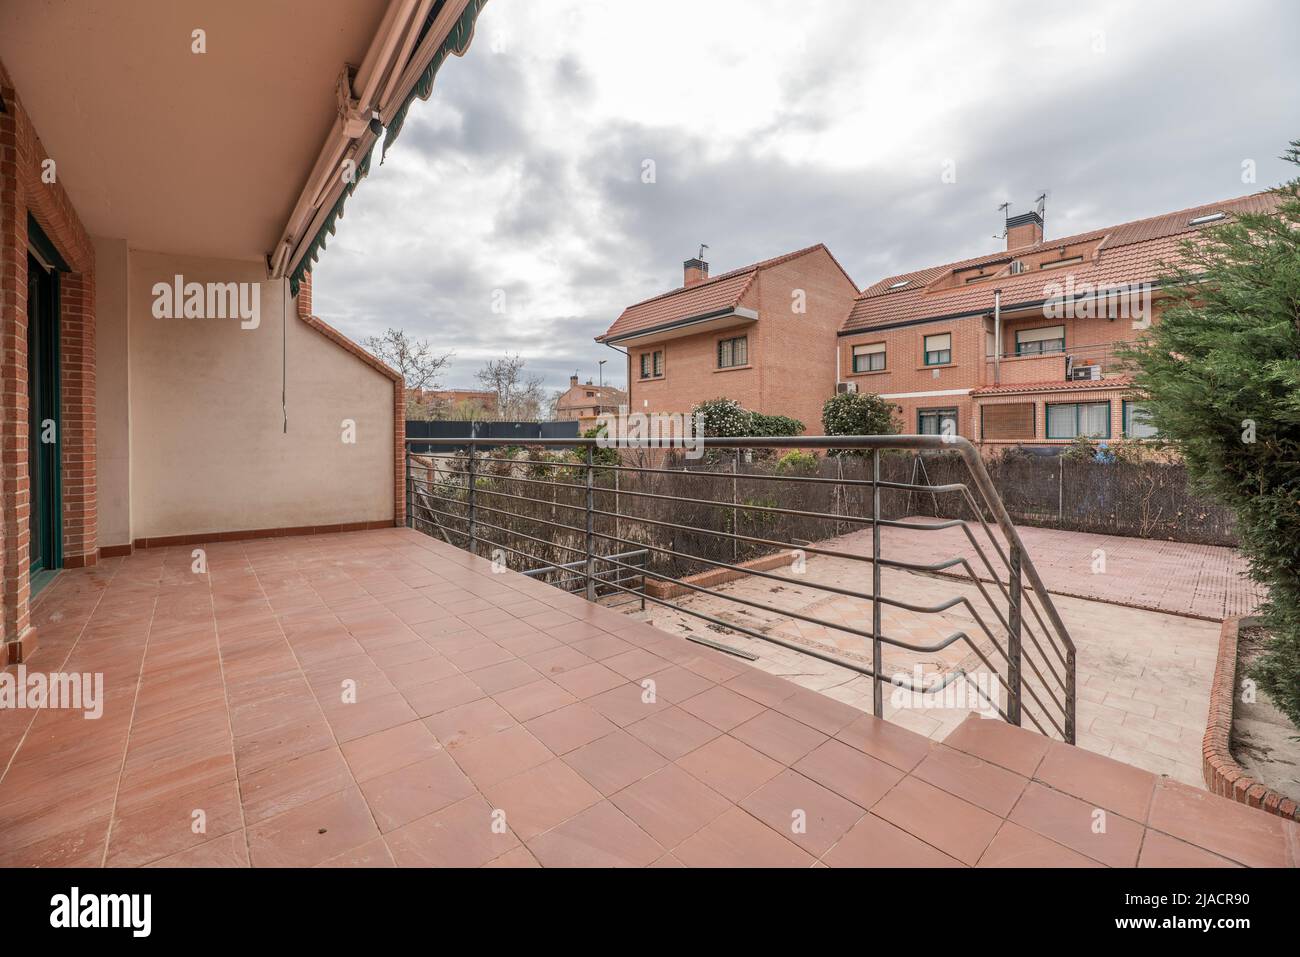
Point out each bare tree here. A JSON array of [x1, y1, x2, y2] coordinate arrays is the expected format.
[[476, 354, 547, 420], [363, 328, 453, 392]]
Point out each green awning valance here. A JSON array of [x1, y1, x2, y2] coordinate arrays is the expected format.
[[288, 0, 489, 296]]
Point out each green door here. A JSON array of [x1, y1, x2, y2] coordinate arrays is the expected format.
[[27, 251, 61, 592]]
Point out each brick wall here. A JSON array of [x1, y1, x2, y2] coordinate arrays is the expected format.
[[839, 300, 1166, 441], [0, 59, 97, 660], [628, 247, 857, 433]]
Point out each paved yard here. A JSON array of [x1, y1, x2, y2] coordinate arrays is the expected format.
[[827, 520, 1262, 620], [643, 541, 1225, 789], [1, 528, 1290, 868]]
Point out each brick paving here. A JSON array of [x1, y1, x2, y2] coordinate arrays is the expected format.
[[641, 551, 1225, 789], [1, 528, 1291, 868], [833, 520, 1263, 620]]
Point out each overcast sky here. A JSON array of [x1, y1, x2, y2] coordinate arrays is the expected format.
[[312, 0, 1300, 394]]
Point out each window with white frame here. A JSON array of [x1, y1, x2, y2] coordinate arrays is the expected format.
[[852, 342, 885, 373]]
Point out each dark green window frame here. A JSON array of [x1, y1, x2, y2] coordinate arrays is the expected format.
[[639, 349, 664, 380], [923, 333, 951, 366], [918, 407, 958, 436], [852, 344, 885, 373], [1046, 400, 1111, 439], [1122, 400, 1158, 439], [717, 335, 748, 368]]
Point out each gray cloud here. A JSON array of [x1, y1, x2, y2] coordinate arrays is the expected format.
[[312, 0, 1300, 397]]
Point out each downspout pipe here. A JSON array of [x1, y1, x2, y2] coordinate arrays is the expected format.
[[993, 288, 1002, 386], [601, 339, 630, 412]]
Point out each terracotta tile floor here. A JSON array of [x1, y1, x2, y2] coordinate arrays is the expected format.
[[2, 528, 1293, 868]]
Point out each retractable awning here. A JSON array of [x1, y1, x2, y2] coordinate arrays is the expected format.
[[279, 0, 489, 295]]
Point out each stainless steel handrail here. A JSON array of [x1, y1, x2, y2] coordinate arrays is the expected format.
[[405, 434, 1076, 742]]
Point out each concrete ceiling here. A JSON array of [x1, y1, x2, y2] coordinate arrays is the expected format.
[[0, 0, 389, 263]]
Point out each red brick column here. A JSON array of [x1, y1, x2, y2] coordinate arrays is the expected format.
[[60, 270, 97, 566], [0, 66, 34, 658], [0, 59, 97, 660]]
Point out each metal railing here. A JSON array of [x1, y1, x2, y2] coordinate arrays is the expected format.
[[405, 434, 1076, 742]]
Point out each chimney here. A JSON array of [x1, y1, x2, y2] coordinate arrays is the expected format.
[[683, 256, 709, 287], [569, 374, 579, 387], [1005, 210, 1044, 250]]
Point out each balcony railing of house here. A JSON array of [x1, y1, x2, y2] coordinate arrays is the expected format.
[[984, 341, 1136, 386], [404, 435, 1077, 743]]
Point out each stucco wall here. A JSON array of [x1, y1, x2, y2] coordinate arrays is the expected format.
[[124, 250, 393, 540]]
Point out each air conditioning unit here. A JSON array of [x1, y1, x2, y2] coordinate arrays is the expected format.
[[837, 381, 858, 394], [1009, 260, 1026, 275], [1068, 364, 1102, 381]]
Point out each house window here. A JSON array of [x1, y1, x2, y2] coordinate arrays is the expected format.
[[852, 342, 885, 373], [981, 403, 1035, 441], [1046, 401, 1110, 439], [1123, 400, 1158, 439], [1015, 325, 1065, 355], [717, 335, 748, 368], [923, 333, 952, 366], [639, 350, 664, 379], [918, 408, 958, 436], [1039, 255, 1084, 270]]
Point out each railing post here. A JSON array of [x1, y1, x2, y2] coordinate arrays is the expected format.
[[731, 451, 740, 564], [466, 448, 478, 556], [405, 451, 413, 529], [871, 449, 883, 718], [1007, 542, 1023, 726], [584, 445, 596, 602], [1065, 647, 1076, 744]]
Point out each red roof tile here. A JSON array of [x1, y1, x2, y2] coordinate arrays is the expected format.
[[843, 192, 1283, 334], [599, 244, 843, 342], [972, 375, 1135, 396]]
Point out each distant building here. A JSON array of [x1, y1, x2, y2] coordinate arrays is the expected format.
[[555, 375, 627, 430], [598, 244, 858, 431], [839, 192, 1283, 446]]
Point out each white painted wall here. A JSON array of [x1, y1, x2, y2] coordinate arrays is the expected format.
[[110, 249, 393, 541], [93, 236, 132, 548]]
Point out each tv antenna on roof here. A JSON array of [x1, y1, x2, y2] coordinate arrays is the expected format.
[[994, 201, 1011, 240], [697, 243, 709, 260], [1035, 191, 1048, 233]]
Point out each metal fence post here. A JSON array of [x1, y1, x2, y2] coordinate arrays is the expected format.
[[466, 448, 478, 556], [732, 451, 740, 564], [871, 449, 883, 718], [405, 451, 413, 529], [1065, 647, 1076, 744], [585, 445, 596, 602], [1007, 542, 1023, 725]]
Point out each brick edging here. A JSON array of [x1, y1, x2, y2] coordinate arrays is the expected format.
[[644, 550, 797, 599], [1202, 615, 1300, 821]]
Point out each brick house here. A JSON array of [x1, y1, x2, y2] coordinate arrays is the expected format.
[[838, 192, 1283, 447], [597, 245, 859, 433], [0, 1, 488, 663], [554, 375, 627, 429]]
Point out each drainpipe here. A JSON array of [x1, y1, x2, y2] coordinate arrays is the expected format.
[[993, 288, 1002, 386], [601, 339, 629, 413]]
